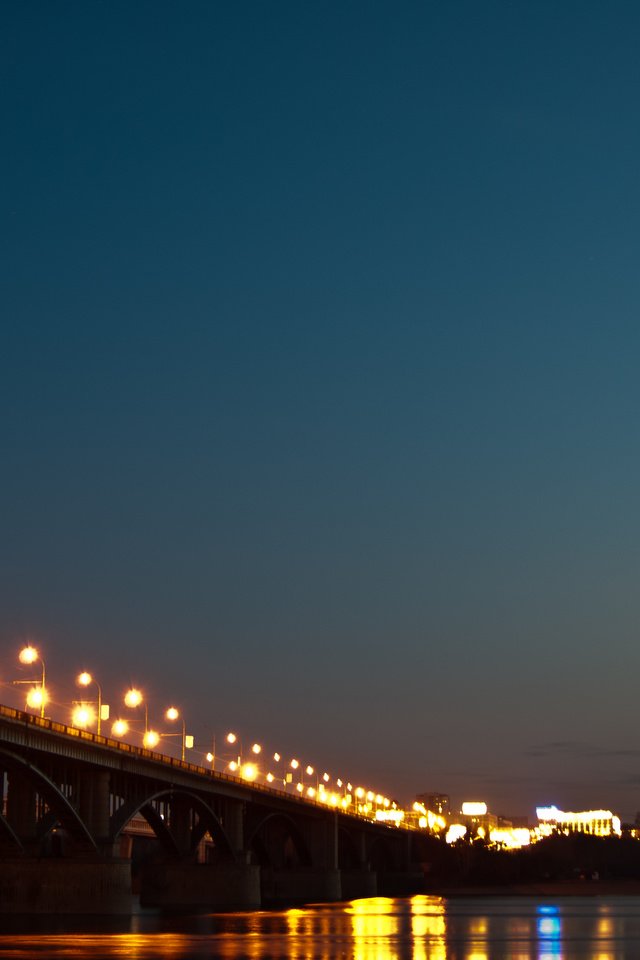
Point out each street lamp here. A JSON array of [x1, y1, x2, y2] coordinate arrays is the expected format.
[[241, 762, 258, 782], [226, 731, 241, 770], [121, 688, 159, 749], [16, 645, 46, 719], [164, 706, 194, 761], [270, 751, 287, 789], [112, 719, 128, 737], [143, 729, 160, 749], [72, 703, 96, 729], [124, 687, 148, 730], [76, 671, 108, 735], [26, 686, 47, 715]]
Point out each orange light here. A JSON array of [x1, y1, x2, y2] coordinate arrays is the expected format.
[[143, 730, 160, 749], [19, 646, 39, 665], [124, 688, 142, 708], [26, 687, 45, 709], [72, 704, 95, 728]]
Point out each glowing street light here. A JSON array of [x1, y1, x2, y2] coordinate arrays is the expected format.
[[72, 703, 96, 729], [26, 686, 47, 713], [143, 729, 160, 749], [268, 751, 287, 789], [206, 736, 216, 770], [76, 671, 108, 735], [226, 731, 242, 769], [124, 687, 143, 709], [164, 706, 193, 761], [111, 719, 128, 737], [123, 687, 149, 732], [17, 645, 47, 719], [19, 645, 38, 667], [145, 731, 159, 749]]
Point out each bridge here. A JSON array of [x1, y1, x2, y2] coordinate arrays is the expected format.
[[0, 704, 430, 913]]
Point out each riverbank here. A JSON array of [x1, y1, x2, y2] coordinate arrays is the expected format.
[[427, 880, 640, 897]]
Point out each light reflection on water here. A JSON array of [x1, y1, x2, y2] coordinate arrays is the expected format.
[[0, 895, 640, 958]]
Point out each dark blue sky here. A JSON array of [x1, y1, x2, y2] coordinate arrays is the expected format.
[[3, 1, 640, 819]]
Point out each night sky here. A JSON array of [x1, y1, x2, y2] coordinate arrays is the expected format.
[[3, 2, 640, 821]]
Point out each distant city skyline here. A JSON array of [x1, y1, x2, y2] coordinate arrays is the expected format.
[[3, 2, 640, 821]]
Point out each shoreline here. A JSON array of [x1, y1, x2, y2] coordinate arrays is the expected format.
[[426, 881, 640, 897]]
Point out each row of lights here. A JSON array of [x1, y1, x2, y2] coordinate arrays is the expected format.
[[13, 646, 191, 758], [208, 733, 395, 816], [11, 645, 395, 819]]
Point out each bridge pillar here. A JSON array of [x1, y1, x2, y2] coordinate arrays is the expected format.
[[262, 813, 341, 906], [169, 794, 193, 857], [339, 824, 377, 901], [222, 799, 245, 860], [77, 770, 111, 847], [140, 861, 261, 911], [5, 770, 37, 843], [0, 859, 133, 914], [307, 812, 338, 870]]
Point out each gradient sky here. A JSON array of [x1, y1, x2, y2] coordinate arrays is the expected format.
[[3, 1, 640, 821]]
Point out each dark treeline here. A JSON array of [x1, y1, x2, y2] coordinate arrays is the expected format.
[[421, 835, 640, 888]]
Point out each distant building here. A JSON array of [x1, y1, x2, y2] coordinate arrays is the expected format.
[[416, 793, 450, 816], [536, 806, 621, 837]]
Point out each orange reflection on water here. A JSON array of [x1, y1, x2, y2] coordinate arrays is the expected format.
[[347, 897, 400, 960], [410, 895, 446, 960], [0, 933, 189, 959]]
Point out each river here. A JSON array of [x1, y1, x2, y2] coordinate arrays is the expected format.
[[0, 894, 638, 958]]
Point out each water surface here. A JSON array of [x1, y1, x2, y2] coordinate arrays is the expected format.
[[0, 895, 639, 958]]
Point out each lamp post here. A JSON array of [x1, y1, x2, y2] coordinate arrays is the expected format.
[[76, 671, 107, 735], [71, 703, 96, 729], [16, 645, 47, 719], [290, 758, 304, 794], [271, 751, 284, 788], [119, 688, 160, 749], [226, 731, 241, 771], [165, 706, 194, 761]]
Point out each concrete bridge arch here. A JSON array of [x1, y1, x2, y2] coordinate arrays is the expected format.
[[0, 746, 97, 854], [246, 810, 313, 868], [110, 788, 235, 861]]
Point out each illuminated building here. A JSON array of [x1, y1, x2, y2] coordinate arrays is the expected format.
[[535, 805, 621, 837]]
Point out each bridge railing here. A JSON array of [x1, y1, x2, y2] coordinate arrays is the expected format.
[[0, 703, 409, 829]]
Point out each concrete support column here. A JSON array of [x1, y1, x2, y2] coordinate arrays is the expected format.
[[6, 770, 37, 840], [223, 799, 244, 859], [308, 813, 338, 869], [78, 770, 110, 843], [357, 829, 367, 868], [169, 795, 192, 856]]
